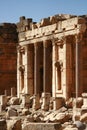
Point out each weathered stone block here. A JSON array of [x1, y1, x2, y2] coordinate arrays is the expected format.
[[0, 119, 7, 130], [6, 107, 18, 117], [7, 118, 21, 130], [22, 123, 61, 130]]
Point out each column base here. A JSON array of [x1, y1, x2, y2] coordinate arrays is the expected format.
[[73, 107, 81, 122], [32, 95, 40, 110], [73, 99, 81, 122], [41, 92, 51, 111], [81, 93, 87, 114], [53, 97, 65, 110], [21, 93, 30, 108]]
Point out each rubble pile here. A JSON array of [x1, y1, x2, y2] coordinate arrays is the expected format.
[[0, 94, 87, 130]]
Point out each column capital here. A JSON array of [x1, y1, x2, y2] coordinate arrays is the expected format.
[[52, 37, 64, 48], [52, 38, 58, 46], [75, 33, 83, 43], [43, 40, 50, 48], [34, 42, 39, 47], [34, 42, 39, 51]]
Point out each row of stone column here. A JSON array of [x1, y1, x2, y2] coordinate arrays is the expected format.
[[17, 33, 82, 110]]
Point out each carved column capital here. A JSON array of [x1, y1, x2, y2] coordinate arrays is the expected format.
[[43, 40, 49, 48], [52, 37, 65, 48], [34, 42, 38, 47], [75, 33, 83, 43], [52, 38, 58, 46], [57, 38, 65, 48]]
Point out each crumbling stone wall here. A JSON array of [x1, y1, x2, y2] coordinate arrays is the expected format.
[[0, 23, 18, 95]]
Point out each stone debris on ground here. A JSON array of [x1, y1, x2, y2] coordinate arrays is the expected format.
[[0, 99, 86, 130]]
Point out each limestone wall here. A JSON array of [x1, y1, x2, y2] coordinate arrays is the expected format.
[[0, 23, 18, 95]]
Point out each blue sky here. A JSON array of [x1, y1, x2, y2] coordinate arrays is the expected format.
[[0, 0, 87, 23]]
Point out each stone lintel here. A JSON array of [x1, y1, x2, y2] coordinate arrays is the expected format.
[[18, 26, 84, 45]]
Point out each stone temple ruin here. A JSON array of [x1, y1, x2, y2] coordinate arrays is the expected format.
[[0, 14, 87, 130], [17, 14, 87, 109]]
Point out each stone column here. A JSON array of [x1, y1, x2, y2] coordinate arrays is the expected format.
[[4, 90, 7, 96], [24, 45, 29, 94], [32, 43, 40, 110], [43, 41, 48, 93], [73, 34, 82, 122], [11, 87, 16, 97], [17, 46, 22, 98], [52, 40, 58, 110], [28, 45, 34, 96], [41, 41, 51, 111], [75, 34, 83, 100], [75, 35, 79, 100]]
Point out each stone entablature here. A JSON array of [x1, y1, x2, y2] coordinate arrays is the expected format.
[[17, 15, 86, 45]]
